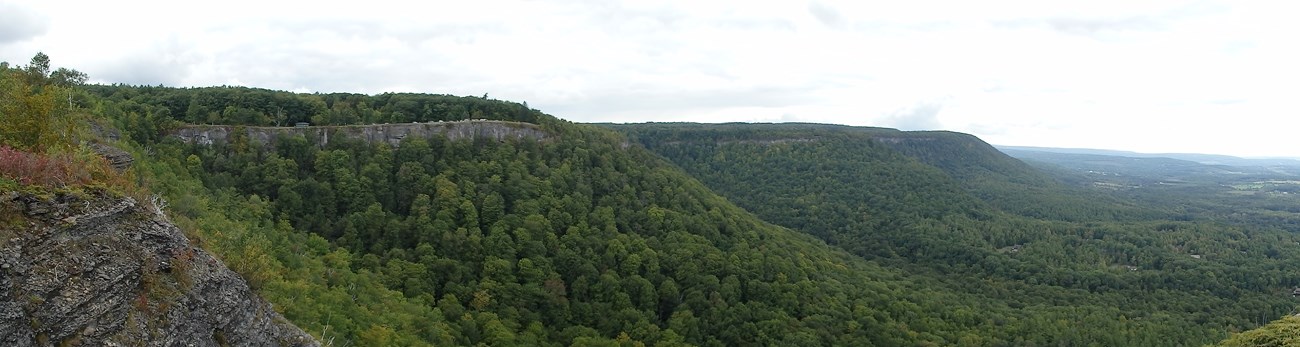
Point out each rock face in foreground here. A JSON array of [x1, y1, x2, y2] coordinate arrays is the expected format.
[[0, 190, 317, 346]]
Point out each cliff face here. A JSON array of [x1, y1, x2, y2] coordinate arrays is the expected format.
[[0, 190, 317, 347], [172, 120, 549, 148]]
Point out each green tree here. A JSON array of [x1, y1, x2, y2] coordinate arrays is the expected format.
[[0, 53, 77, 152], [49, 67, 87, 87]]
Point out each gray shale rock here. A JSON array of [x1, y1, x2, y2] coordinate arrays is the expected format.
[[88, 143, 134, 172], [0, 191, 318, 347]]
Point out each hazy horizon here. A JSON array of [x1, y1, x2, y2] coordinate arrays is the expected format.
[[994, 144, 1300, 161]]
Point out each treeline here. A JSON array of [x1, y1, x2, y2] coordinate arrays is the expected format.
[[83, 84, 543, 130]]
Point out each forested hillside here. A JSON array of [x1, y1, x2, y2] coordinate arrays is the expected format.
[[611, 122, 1300, 346], [875, 129, 1156, 221], [5, 55, 1298, 345], [72, 84, 1136, 345]]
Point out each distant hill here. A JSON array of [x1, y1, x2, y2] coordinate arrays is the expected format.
[[997, 145, 1300, 168], [607, 123, 1150, 222], [872, 130, 1154, 221], [1000, 146, 1300, 186]]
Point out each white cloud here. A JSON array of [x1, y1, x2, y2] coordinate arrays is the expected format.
[[3, 0, 1298, 157], [0, 2, 48, 45]]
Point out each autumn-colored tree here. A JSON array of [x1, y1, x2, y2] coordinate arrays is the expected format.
[[0, 52, 84, 153]]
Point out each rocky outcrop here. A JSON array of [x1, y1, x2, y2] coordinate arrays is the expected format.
[[872, 136, 937, 144], [659, 138, 820, 146], [88, 143, 133, 172], [172, 120, 550, 148], [0, 190, 317, 347]]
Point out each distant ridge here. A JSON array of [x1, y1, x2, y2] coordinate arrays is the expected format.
[[995, 145, 1300, 167]]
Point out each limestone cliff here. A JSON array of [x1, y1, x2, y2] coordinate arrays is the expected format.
[[172, 120, 549, 148], [0, 190, 318, 346]]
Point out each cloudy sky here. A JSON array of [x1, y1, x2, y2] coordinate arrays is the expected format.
[[3, 1, 1297, 157]]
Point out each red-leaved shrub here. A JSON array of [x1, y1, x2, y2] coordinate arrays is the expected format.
[[0, 146, 93, 187]]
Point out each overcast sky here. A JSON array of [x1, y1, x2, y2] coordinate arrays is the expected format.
[[3, 1, 1298, 157]]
